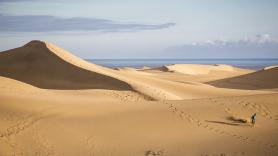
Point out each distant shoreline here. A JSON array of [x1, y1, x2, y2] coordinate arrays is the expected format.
[[86, 58, 278, 70]]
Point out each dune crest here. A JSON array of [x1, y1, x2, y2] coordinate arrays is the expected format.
[[0, 40, 132, 90]]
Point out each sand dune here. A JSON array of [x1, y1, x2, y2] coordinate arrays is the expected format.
[[116, 68, 272, 100], [208, 66, 278, 90], [0, 41, 278, 156], [141, 64, 253, 84], [1, 41, 269, 100], [149, 64, 252, 75], [138, 66, 151, 70], [116, 64, 268, 100], [0, 40, 132, 90]]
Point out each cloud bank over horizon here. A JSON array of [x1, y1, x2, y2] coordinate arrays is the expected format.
[[0, 15, 175, 32], [164, 34, 278, 59]]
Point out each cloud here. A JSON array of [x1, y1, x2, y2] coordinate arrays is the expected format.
[[186, 34, 278, 47], [0, 15, 175, 32], [165, 34, 278, 58]]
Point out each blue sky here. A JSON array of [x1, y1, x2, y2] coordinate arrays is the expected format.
[[0, 0, 278, 58]]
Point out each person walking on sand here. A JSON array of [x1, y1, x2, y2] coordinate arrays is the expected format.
[[251, 113, 256, 126]]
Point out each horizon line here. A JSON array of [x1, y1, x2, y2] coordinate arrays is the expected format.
[[85, 58, 278, 60]]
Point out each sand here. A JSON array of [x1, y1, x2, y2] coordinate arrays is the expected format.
[[0, 40, 277, 156]]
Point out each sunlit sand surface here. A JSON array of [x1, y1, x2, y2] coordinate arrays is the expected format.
[[0, 41, 277, 156]]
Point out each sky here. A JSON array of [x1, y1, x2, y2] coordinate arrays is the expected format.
[[0, 0, 278, 59]]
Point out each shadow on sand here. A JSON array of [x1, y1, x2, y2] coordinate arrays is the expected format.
[[206, 116, 251, 127]]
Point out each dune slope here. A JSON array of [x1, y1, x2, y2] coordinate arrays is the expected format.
[[0, 40, 132, 90], [207, 66, 278, 90]]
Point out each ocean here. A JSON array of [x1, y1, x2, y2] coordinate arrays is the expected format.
[[86, 59, 278, 70]]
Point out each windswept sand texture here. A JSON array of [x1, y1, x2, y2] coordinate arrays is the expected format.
[[0, 41, 277, 156]]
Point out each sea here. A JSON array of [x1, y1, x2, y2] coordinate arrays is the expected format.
[[86, 59, 278, 70]]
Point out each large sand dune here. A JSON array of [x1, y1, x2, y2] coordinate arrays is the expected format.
[[0, 40, 132, 90], [0, 41, 277, 156]]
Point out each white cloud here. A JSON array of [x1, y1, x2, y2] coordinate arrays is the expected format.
[[186, 34, 277, 46]]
